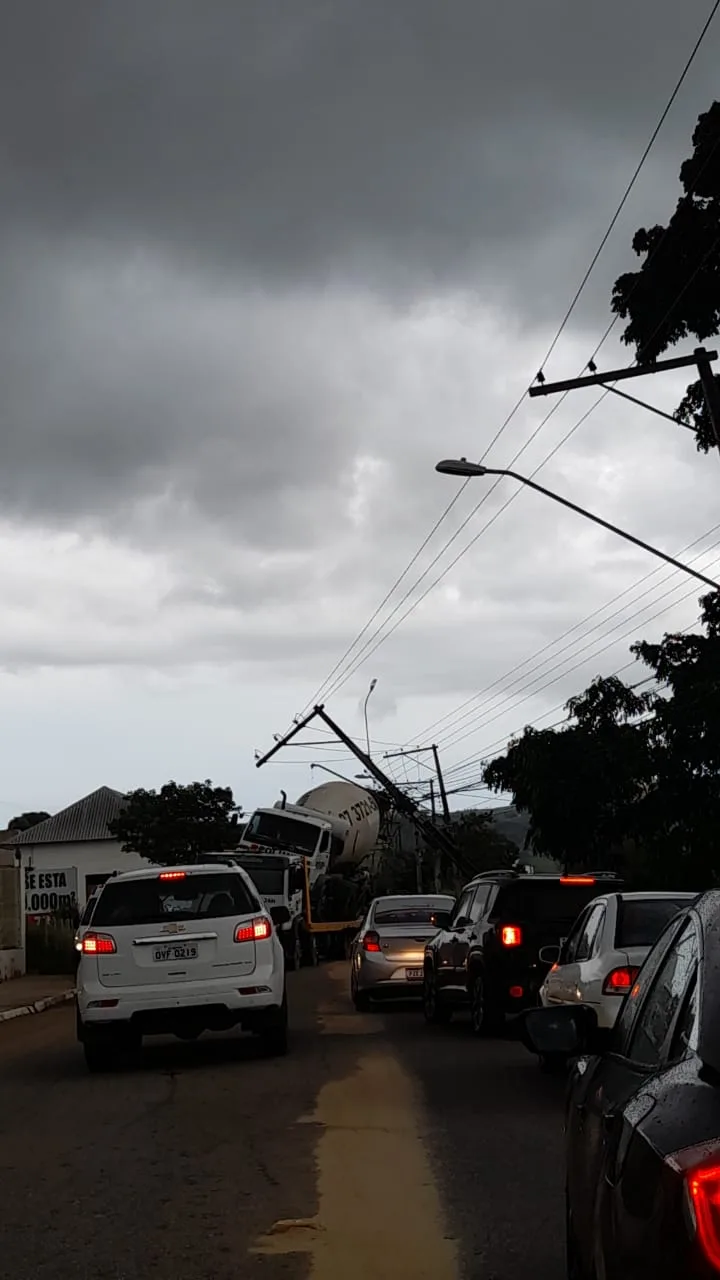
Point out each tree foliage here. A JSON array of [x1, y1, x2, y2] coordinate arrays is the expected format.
[[8, 811, 51, 832], [109, 780, 242, 866], [484, 593, 720, 889], [611, 100, 720, 452]]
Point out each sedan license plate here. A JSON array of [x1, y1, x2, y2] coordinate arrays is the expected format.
[[406, 967, 423, 981], [153, 943, 199, 962]]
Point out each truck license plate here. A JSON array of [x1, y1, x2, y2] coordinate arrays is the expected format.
[[406, 968, 423, 981], [153, 944, 199, 962]]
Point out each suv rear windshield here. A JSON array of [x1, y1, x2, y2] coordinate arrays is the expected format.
[[92, 873, 257, 928], [615, 897, 694, 949], [492, 882, 612, 926]]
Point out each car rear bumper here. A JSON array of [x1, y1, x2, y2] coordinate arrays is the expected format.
[[355, 953, 425, 996], [78, 970, 284, 1035]]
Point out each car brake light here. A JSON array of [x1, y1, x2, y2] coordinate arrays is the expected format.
[[509, 985, 524, 999], [362, 931, 382, 952], [560, 876, 596, 885], [235, 917, 272, 943], [159, 870, 187, 881], [499, 925, 522, 947], [666, 1144, 720, 1270], [81, 933, 116, 955], [603, 966, 639, 995]]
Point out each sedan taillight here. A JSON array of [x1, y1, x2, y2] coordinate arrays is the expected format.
[[362, 931, 382, 952], [235, 917, 272, 943], [81, 933, 116, 955], [667, 1143, 720, 1270]]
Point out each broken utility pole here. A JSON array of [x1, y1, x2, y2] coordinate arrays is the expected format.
[[256, 708, 474, 880], [528, 346, 720, 453], [383, 744, 451, 824]]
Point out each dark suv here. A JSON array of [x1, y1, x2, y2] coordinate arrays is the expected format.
[[423, 869, 622, 1034]]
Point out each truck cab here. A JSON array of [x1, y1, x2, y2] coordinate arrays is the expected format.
[[238, 807, 337, 883]]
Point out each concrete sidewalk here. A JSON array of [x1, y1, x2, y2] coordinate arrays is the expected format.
[[0, 974, 75, 1023]]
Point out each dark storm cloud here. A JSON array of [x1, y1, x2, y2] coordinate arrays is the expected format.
[[1, 1, 716, 309]]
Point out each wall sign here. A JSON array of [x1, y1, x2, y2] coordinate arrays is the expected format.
[[25, 867, 78, 915]]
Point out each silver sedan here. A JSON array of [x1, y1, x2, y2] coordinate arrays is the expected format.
[[349, 894, 454, 1010]]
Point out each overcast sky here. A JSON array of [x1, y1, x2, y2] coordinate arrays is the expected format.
[[1, 1, 719, 824]]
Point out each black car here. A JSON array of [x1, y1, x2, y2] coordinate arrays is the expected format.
[[521, 888, 720, 1279], [423, 869, 622, 1033]]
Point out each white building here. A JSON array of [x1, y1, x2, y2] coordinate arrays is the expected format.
[[0, 841, 25, 980], [11, 787, 151, 909]]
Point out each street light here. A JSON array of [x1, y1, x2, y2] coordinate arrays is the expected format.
[[363, 678, 377, 758], [435, 459, 720, 591]]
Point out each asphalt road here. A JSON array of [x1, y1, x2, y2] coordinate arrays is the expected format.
[[0, 965, 566, 1280]]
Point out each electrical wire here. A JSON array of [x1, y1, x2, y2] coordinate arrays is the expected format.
[[288, 4, 720, 723]]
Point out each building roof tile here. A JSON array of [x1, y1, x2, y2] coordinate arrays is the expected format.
[[10, 787, 126, 845]]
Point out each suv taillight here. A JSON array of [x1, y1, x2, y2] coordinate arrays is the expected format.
[[235, 917, 272, 943], [362, 931, 382, 953], [667, 1144, 720, 1270], [603, 966, 639, 995], [81, 933, 116, 955], [498, 924, 523, 948]]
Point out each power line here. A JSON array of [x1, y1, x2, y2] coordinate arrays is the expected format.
[[287, 7, 719, 723], [443, 589, 707, 786], [427, 531, 720, 753], [412, 520, 720, 746]]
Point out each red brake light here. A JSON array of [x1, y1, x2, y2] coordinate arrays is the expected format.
[[235, 917, 272, 943], [499, 925, 522, 948], [159, 870, 187, 881], [560, 876, 596, 885], [362, 931, 382, 953], [81, 933, 116, 955], [667, 1145, 720, 1270], [603, 966, 639, 995]]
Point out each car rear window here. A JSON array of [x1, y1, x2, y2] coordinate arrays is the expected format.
[[492, 883, 612, 926], [615, 897, 694, 949], [92, 873, 257, 927], [374, 906, 451, 925]]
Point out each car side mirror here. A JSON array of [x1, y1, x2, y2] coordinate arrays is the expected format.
[[454, 915, 471, 929], [519, 1005, 603, 1060], [431, 911, 452, 930], [270, 905, 291, 927], [539, 945, 561, 966]]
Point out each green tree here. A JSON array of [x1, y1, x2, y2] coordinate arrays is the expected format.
[[484, 676, 653, 873], [8, 811, 51, 832], [109, 780, 242, 866], [611, 100, 720, 452], [451, 810, 517, 878], [630, 589, 720, 888]]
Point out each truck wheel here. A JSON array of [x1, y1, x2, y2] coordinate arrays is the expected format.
[[260, 991, 289, 1057], [301, 930, 319, 967], [285, 926, 303, 973], [423, 967, 452, 1025]]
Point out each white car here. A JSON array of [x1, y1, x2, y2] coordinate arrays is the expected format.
[[76, 862, 289, 1071], [539, 890, 698, 1028]]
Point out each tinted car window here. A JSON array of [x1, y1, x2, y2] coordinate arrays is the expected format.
[[92, 873, 257, 927], [627, 923, 698, 1067], [492, 884, 609, 926], [451, 889, 475, 927], [468, 886, 491, 923], [375, 907, 451, 925], [575, 903, 606, 962], [668, 970, 700, 1061], [615, 897, 694, 949]]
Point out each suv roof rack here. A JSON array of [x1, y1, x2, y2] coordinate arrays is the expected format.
[[470, 869, 520, 881]]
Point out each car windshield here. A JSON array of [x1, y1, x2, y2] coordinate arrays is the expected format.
[[615, 897, 695, 948], [91, 873, 257, 927], [374, 899, 453, 925], [245, 812, 320, 853]]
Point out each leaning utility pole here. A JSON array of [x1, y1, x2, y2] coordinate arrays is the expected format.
[[255, 707, 474, 879], [529, 346, 720, 453]]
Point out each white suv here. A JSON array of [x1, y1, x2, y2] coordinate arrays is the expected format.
[[76, 862, 288, 1071]]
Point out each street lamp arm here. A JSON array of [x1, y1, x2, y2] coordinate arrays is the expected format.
[[497, 469, 719, 592]]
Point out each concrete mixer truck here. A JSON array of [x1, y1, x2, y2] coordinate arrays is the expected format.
[[237, 781, 382, 959]]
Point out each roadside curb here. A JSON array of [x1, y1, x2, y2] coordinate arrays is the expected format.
[[0, 989, 76, 1024]]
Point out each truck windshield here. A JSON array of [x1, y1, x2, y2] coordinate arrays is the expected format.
[[245, 812, 320, 854]]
